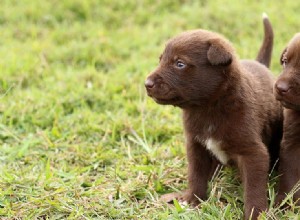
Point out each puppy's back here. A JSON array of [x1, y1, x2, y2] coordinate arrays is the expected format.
[[241, 59, 282, 166], [241, 60, 274, 86]]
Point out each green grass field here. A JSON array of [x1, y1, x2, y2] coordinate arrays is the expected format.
[[1, 0, 300, 219]]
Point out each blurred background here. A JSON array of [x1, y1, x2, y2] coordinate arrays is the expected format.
[[0, 0, 299, 219]]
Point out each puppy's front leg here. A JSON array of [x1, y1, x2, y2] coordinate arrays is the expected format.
[[238, 147, 269, 220], [276, 145, 300, 206], [183, 139, 217, 206]]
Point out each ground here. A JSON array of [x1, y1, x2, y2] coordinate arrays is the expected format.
[[0, 0, 300, 219]]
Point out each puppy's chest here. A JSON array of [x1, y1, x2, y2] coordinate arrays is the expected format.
[[195, 135, 229, 165]]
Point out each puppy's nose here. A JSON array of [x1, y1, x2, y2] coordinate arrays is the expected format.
[[275, 81, 290, 94], [145, 78, 155, 89]]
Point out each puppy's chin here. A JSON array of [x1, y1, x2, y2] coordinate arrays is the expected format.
[[275, 92, 300, 110], [280, 101, 300, 111], [147, 89, 185, 106], [146, 94, 186, 106], [152, 96, 184, 106]]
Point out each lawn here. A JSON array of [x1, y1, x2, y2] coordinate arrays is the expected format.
[[0, 0, 300, 219]]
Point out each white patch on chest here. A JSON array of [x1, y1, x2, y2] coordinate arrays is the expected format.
[[195, 136, 229, 164]]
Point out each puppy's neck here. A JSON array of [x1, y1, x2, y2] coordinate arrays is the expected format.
[[183, 67, 245, 111], [182, 67, 247, 135]]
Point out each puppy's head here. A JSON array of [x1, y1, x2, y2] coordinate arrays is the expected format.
[[145, 30, 235, 108], [274, 33, 300, 110]]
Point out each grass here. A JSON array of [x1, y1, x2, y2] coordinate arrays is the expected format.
[[0, 0, 300, 219]]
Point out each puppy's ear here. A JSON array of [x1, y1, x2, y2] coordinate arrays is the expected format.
[[280, 47, 288, 65], [207, 39, 232, 66]]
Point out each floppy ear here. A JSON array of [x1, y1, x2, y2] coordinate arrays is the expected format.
[[207, 39, 232, 66], [280, 47, 288, 65]]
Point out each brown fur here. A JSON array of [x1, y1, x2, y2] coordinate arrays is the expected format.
[[145, 17, 282, 219], [274, 33, 300, 205]]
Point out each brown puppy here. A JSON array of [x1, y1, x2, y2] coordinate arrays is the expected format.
[[145, 15, 282, 219], [274, 33, 300, 205]]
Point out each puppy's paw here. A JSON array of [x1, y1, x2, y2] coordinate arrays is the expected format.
[[160, 191, 201, 207], [275, 194, 300, 208], [179, 191, 201, 207], [160, 192, 182, 204], [275, 194, 288, 207]]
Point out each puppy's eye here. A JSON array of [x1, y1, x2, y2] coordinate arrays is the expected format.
[[175, 60, 186, 69], [159, 54, 162, 61], [282, 58, 288, 68]]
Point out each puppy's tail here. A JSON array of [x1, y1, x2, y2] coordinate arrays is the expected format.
[[256, 13, 274, 68]]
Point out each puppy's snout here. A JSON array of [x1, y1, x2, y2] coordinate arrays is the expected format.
[[145, 78, 155, 89], [275, 81, 290, 94]]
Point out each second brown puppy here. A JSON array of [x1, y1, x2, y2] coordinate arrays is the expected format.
[[274, 33, 300, 205], [145, 16, 282, 219]]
